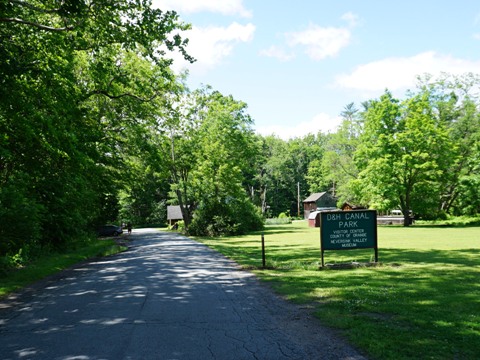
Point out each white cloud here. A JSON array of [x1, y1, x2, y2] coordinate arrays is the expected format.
[[282, 13, 358, 61], [256, 113, 342, 139], [473, 33, 480, 40], [170, 22, 255, 74], [258, 45, 295, 62], [335, 51, 480, 93], [152, 0, 252, 18], [286, 24, 351, 60]]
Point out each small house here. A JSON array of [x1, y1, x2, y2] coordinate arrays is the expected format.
[[303, 192, 337, 219], [167, 205, 183, 226]]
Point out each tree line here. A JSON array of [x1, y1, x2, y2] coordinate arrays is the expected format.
[[0, 0, 193, 257], [1, 2, 479, 260], [326, 74, 480, 226]]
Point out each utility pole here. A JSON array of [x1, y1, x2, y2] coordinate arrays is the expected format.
[[297, 182, 300, 217]]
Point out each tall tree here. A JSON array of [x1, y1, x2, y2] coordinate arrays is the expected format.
[[257, 135, 293, 217], [354, 91, 453, 226], [416, 73, 480, 215], [287, 133, 327, 216], [154, 87, 263, 235], [188, 89, 262, 235], [0, 0, 192, 254], [314, 103, 362, 204]]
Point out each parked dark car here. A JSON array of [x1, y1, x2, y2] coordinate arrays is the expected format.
[[97, 225, 123, 237]]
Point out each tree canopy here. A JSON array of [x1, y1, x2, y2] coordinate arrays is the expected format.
[[0, 0, 192, 254]]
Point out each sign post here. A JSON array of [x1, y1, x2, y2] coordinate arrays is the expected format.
[[320, 210, 378, 267], [261, 233, 266, 268]]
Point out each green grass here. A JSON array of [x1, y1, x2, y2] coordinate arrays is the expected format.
[[0, 239, 127, 297], [196, 221, 480, 360]]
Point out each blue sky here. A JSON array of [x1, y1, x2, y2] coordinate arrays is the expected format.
[[153, 0, 480, 138]]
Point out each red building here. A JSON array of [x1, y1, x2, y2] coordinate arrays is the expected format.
[[303, 192, 337, 222]]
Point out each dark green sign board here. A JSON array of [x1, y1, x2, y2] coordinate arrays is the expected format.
[[320, 210, 378, 266]]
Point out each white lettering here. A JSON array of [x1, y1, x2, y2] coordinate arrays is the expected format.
[[349, 229, 364, 233], [345, 212, 370, 220], [353, 233, 367, 238], [327, 213, 341, 221], [339, 221, 358, 228]]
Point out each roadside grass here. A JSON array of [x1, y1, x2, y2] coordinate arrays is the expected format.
[[196, 221, 480, 360], [0, 238, 127, 297]]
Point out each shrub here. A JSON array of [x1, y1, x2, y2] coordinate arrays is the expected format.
[[188, 198, 264, 237], [0, 179, 43, 256], [169, 220, 185, 232]]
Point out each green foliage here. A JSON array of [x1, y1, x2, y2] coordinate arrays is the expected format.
[[313, 103, 361, 202], [172, 220, 185, 232], [160, 87, 264, 236], [354, 91, 454, 224], [0, 176, 43, 255], [0, 1, 191, 254], [189, 198, 263, 237], [147, 200, 167, 225], [456, 175, 480, 215], [119, 163, 169, 226], [415, 74, 480, 215], [252, 133, 326, 218], [317, 75, 480, 220]]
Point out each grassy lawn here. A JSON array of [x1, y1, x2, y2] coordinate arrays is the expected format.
[[0, 238, 126, 298], [196, 221, 480, 360]]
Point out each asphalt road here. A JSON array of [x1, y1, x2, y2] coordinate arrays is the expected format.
[[0, 229, 366, 360]]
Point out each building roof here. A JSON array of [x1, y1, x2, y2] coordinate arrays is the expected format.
[[303, 192, 328, 203], [308, 211, 321, 219], [167, 205, 183, 220], [341, 202, 366, 210]]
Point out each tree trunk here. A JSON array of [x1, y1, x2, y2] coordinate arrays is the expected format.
[[401, 191, 411, 227]]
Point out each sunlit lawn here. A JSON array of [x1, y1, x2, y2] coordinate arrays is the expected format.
[[196, 221, 480, 360]]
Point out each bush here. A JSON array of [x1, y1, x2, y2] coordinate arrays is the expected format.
[[416, 210, 448, 221], [206, 215, 238, 237], [0, 179, 43, 256], [188, 198, 264, 237], [169, 220, 185, 232]]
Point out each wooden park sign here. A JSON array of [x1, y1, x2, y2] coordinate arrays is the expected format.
[[320, 210, 378, 267]]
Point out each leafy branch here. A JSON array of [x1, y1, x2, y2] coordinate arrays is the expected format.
[[0, 17, 74, 32]]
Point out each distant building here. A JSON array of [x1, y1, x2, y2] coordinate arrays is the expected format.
[[303, 192, 337, 220], [341, 202, 366, 211], [167, 205, 183, 226], [308, 211, 321, 227]]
